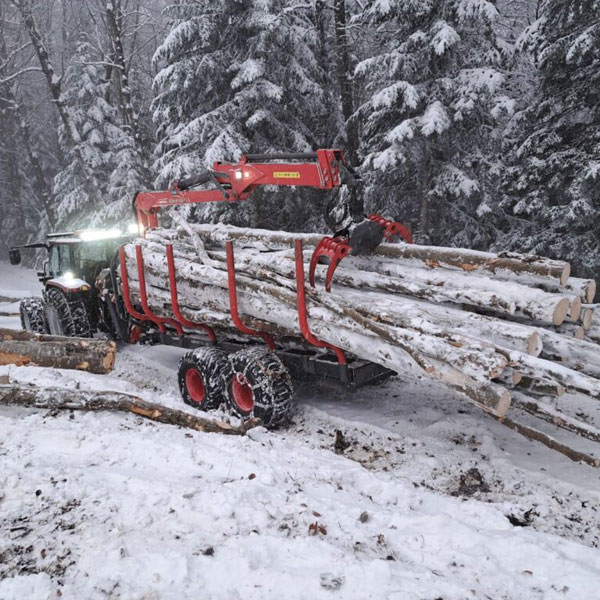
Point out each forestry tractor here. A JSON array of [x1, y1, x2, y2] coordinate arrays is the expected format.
[[9, 229, 131, 338], [10, 150, 412, 427]]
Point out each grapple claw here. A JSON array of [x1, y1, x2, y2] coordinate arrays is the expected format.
[[309, 236, 352, 292], [367, 214, 413, 244]]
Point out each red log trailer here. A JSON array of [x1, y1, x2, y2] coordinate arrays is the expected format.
[[11, 150, 412, 427]]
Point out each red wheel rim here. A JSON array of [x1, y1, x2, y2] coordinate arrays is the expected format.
[[185, 368, 206, 405], [129, 325, 142, 344], [231, 377, 254, 413]]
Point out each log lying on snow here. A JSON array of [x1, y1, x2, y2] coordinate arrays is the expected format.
[[0, 382, 260, 435], [0, 328, 116, 374], [125, 225, 600, 460]]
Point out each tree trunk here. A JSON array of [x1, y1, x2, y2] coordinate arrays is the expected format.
[[16, 0, 102, 204], [0, 328, 116, 374], [333, 0, 358, 166], [0, 383, 260, 435]]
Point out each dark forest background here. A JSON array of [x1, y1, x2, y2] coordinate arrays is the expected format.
[[1, 1, 598, 279]]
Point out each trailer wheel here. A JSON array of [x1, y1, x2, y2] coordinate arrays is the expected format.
[[227, 347, 293, 428], [19, 297, 49, 334], [44, 288, 92, 338], [178, 348, 231, 411]]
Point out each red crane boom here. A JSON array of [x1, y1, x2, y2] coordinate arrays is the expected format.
[[133, 149, 412, 290]]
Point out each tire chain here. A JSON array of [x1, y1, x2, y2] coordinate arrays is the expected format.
[[229, 346, 293, 428]]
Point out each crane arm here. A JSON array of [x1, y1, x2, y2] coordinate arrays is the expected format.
[[134, 149, 359, 229]]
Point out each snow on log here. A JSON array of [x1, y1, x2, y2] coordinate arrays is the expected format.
[[203, 243, 571, 327], [511, 393, 600, 444], [539, 329, 600, 379], [0, 383, 260, 435], [501, 413, 600, 467], [506, 351, 600, 401], [0, 328, 116, 374], [179, 224, 571, 286], [565, 278, 597, 303], [132, 227, 600, 433]]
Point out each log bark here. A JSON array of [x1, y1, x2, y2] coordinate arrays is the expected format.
[[565, 278, 597, 303], [517, 376, 565, 397], [501, 414, 600, 467], [0, 328, 116, 374], [511, 392, 600, 444], [132, 229, 600, 433], [555, 323, 584, 339], [176, 224, 571, 285], [506, 350, 600, 401], [126, 249, 511, 383], [0, 383, 260, 435], [539, 329, 600, 379], [186, 241, 572, 327]]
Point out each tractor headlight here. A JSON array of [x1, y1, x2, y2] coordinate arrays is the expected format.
[[64, 271, 75, 280], [79, 228, 122, 241], [128, 222, 142, 235]]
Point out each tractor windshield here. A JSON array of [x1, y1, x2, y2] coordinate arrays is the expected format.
[[49, 245, 72, 275], [72, 240, 122, 284]]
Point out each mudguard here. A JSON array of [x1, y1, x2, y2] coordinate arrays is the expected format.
[[45, 276, 91, 293]]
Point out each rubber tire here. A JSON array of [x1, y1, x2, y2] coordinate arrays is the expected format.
[[178, 347, 232, 411], [44, 288, 92, 338], [227, 347, 293, 429], [19, 297, 49, 334]]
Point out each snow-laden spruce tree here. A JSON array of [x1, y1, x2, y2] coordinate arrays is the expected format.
[[54, 41, 144, 230], [151, 1, 328, 230], [356, 0, 514, 247], [499, 0, 600, 279]]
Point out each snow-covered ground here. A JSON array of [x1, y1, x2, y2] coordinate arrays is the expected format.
[[0, 261, 40, 330], [1, 261, 600, 599]]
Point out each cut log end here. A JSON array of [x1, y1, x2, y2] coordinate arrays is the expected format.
[[569, 297, 582, 322], [528, 332, 542, 356], [587, 280, 597, 303], [553, 298, 570, 326], [560, 264, 571, 287], [497, 390, 512, 418], [582, 308, 594, 330], [573, 326, 585, 340]]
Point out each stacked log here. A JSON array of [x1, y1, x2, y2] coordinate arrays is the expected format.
[[120, 224, 600, 464]]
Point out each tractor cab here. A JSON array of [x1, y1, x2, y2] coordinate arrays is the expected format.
[[9, 228, 132, 337], [10, 229, 129, 285]]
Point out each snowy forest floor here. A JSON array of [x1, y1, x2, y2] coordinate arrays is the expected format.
[[1, 262, 600, 599]]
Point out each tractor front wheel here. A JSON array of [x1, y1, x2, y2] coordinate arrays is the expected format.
[[19, 297, 49, 334], [227, 347, 293, 428], [178, 347, 232, 411], [44, 288, 92, 338]]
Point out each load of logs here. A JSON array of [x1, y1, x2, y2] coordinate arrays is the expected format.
[[118, 223, 600, 465]]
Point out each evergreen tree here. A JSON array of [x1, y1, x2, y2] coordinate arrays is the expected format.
[[356, 0, 513, 247], [151, 1, 328, 230], [54, 40, 144, 229], [499, 0, 600, 279]]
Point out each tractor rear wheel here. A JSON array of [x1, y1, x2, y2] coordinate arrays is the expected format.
[[19, 297, 49, 334], [227, 347, 293, 428], [44, 288, 92, 338], [178, 347, 232, 411]]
